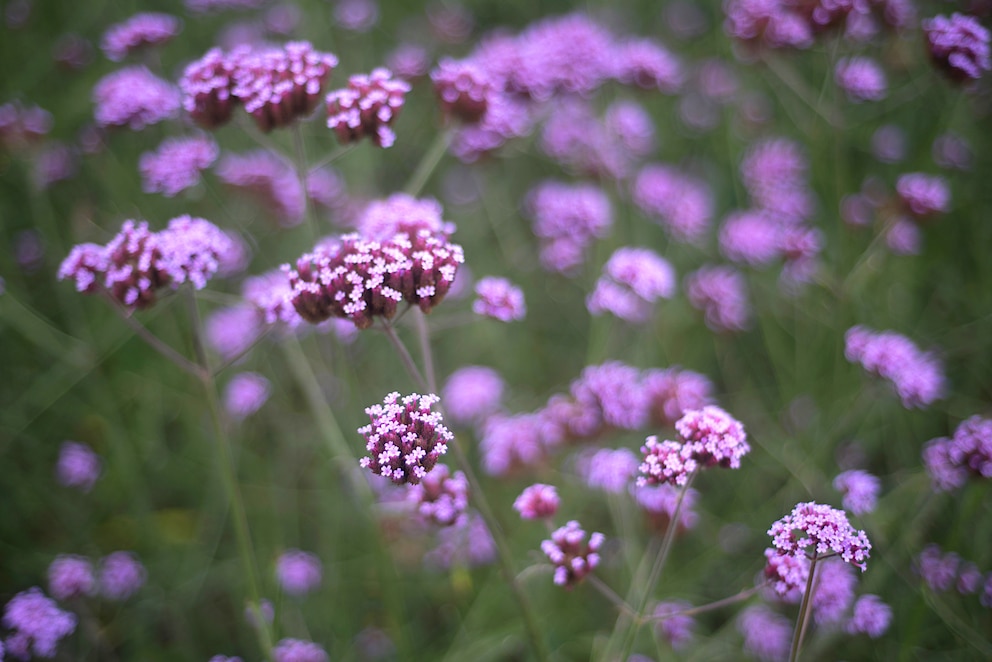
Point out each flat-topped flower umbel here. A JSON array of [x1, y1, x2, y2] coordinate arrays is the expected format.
[[767, 501, 871, 570], [359, 393, 452, 485]]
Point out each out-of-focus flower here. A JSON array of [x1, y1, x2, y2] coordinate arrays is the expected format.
[[53, 33, 93, 70], [719, 210, 781, 267], [915, 544, 959, 592], [846, 594, 892, 637], [896, 173, 950, 220], [99, 551, 146, 600], [387, 43, 431, 80], [685, 265, 750, 332], [642, 368, 715, 428], [32, 141, 76, 190], [223, 372, 271, 420], [922, 415, 992, 492], [811, 558, 857, 624], [275, 549, 322, 596], [479, 413, 551, 476], [0, 101, 52, 150], [513, 484, 559, 520], [333, 0, 378, 32], [541, 520, 603, 588], [526, 180, 612, 274], [442, 366, 503, 426], [587, 247, 675, 324], [844, 326, 945, 409], [632, 165, 712, 244], [101, 12, 180, 61], [575, 447, 639, 494], [140, 135, 218, 197], [272, 638, 329, 662], [408, 465, 469, 527], [326, 69, 410, 148], [2, 588, 76, 659], [923, 13, 991, 82], [604, 99, 655, 158], [633, 483, 699, 532], [48, 555, 96, 601], [835, 56, 887, 102], [55, 441, 101, 492], [832, 469, 880, 515], [932, 133, 972, 171], [93, 66, 179, 130], [358, 393, 452, 485], [431, 58, 492, 123], [425, 512, 496, 569], [473, 277, 526, 322], [612, 38, 684, 93], [871, 125, 906, 164], [654, 600, 695, 650], [724, 0, 813, 50], [216, 150, 304, 225]]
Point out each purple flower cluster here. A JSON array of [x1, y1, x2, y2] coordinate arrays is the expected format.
[[431, 58, 493, 123], [915, 544, 992, 606], [642, 368, 715, 427], [767, 501, 871, 569], [181, 42, 338, 132], [408, 465, 469, 527], [923, 13, 991, 82], [272, 638, 329, 662], [895, 173, 950, 220], [101, 12, 180, 61], [832, 469, 880, 515], [764, 546, 810, 601], [513, 483, 559, 520], [632, 165, 712, 244], [846, 594, 892, 638], [541, 520, 604, 588], [357, 193, 451, 239], [575, 447, 639, 494], [844, 325, 946, 409], [48, 556, 96, 601], [922, 415, 992, 491], [740, 138, 814, 224], [223, 372, 271, 420], [59, 216, 235, 310], [526, 181, 612, 274], [216, 150, 304, 225], [633, 483, 700, 533], [2, 588, 76, 659], [653, 601, 695, 650], [425, 512, 497, 569], [539, 99, 629, 180], [358, 392, 452, 485], [285, 223, 464, 329], [613, 39, 685, 93], [325, 68, 410, 148], [140, 135, 218, 197], [93, 66, 180, 130], [737, 604, 791, 662], [835, 57, 887, 102], [55, 441, 101, 492], [684, 265, 750, 332], [587, 247, 675, 323], [99, 551, 146, 600], [479, 413, 552, 476], [276, 549, 322, 596], [719, 211, 781, 267], [724, 0, 814, 50], [441, 366, 504, 427], [638, 406, 750, 487], [0, 101, 52, 150], [473, 277, 526, 322]]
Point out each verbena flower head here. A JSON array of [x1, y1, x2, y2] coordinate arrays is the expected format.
[[425, 512, 496, 569], [55, 441, 101, 491], [642, 367, 715, 427], [334, 0, 379, 33], [140, 135, 218, 197], [541, 520, 604, 588], [275, 549, 322, 596], [357, 193, 452, 240], [441, 366, 504, 426], [896, 173, 950, 219], [871, 124, 906, 163], [216, 150, 304, 225], [48, 555, 96, 601], [632, 165, 713, 244], [431, 58, 493, 123], [675, 405, 750, 469], [526, 180, 612, 274], [587, 247, 675, 323], [811, 558, 857, 624], [358, 392, 452, 485], [763, 546, 809, 602], [93, 66, 180, 130], [101, 12, 180, 61], [846, 594, 892, 638], [272, 638, 329, 662], [685, 265, 750, 332], [576, 447, 639, 494], [844, 326, 946, 409], [387, 43, 430, 80], [2, 587, 77, 659], [513, 483, 559, 520], [933, 132, 972, 170], [205, 305, 263, 361], [0, 101, 52, 150], [740, 137, 813, 221], [719, 210, 781, 267], [568, 361, 649, 435], [473, 276, 526, 322], [604, 99, 655, 158], [612, 38, 685, 93], [768, 501, 871, 569], [223, 372, 271, 420], [326, 68, 410, 148], [724, 0, 813, 50], [180, 47, 240, 129], [99, 551, 146, 600], [285, 226, 464, 329], [923, 13, 991, 82], [653, 601, 695, 650], [539, 99, 627, 180], [923, 415, 992, 491], [638, 437, 697, 487], [832, 469, 880, 515], [737, 604, 791, 662], [835, 56, 887, 102], [479, 413, 551, 476], [231, 41, 338, 132], [915, 544, 960, 592], [408, 465, 469, 527]]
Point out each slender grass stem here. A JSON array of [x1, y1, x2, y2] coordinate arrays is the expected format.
[[106, 294, 203, 379], [789, 553, 818, 662], [310, 143, 357, 171], [403, 129, 453, 197], [380, 319, 429, 392], [185, 289, 274, 659]]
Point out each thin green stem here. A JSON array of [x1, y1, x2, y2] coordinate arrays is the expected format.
[[292, 123, 318, 239], [311, 143, 357, 171], [403, 128, 453, 197], [606, 470, 697, 662], [649, 584, 766, 621], [380, 319, 429, 392], [186, 289, 274, 659], [413, 308, 438, 394], [107, 294, 203, 379], [790, 553, 818, 662]]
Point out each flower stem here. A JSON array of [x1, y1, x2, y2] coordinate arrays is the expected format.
[[380, 319, 429, 392], [403, 128, 453, 197], [292, 123, 318, 240], [790, 552, 819, 662], [185, 289, 273, 659], [605, 470, 697, 662]]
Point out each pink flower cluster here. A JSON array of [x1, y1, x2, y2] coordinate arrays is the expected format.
[[101, 12, 180, 61], [513, 483, 559, 520], [0, 101, 52, 149], [326, 68, 410, 148], [358, 392, 452, 485], [275, 549, 322, 596], [181, 42, 338, 131], [845, 325, 946, 409], [407, 465, 469, 527], [58, 216, 235, 310], [541, 520, 604, 588], [93, 66, 180, 130], [587, 247, 675, 323], [638, 406, 750, 487], [526, 180, 612, 274], [140, 135, 218, 197], [431, 58, 493, 123], [632, 165, 712, 244], [684, 265, 750, 332], [2, 588, 76, 659], [473, 277, 526, 322], [923, 13, 991, 82], [767, 501, 871, 569], [922, 415, 992, 492]]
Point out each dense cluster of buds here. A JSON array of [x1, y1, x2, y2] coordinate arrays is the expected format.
[[407, 465, 469, 526], [358, 393, 452, 485], [768, 501, 871, 569], [638, 406, 750, 486], [325, 68, 410, 147], [541, 520, 604, 588]]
